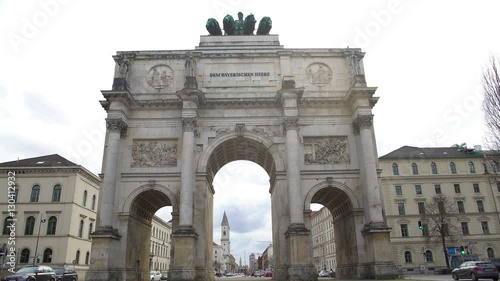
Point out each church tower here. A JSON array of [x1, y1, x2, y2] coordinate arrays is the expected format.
[[221, 211, 230, 256]]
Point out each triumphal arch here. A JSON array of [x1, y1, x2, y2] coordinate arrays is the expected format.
[[87, 19, 396, 281]]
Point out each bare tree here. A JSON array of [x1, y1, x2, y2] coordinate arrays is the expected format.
[[421, 195, 462, 268], [482, 55, 500, 184]]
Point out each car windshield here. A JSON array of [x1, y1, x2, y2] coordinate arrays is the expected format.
[[16, 267, 38, 274]]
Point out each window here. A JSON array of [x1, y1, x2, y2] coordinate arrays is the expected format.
[[431, 162, 438, 174], [454, 184, 461, 194], [473, 183, 480, 193], [83, 190, 87, 207], [450, 162, 457, 174], [457, 201, 465, 213], [400, 224, 408, 237], [418, 202, 425, 215], [461, 222, 469, 235], [481, 221, 489, 234], [91, 195, 96, 210], [398, 202, 406, 215], [75, 250, 80, 264], [412, 163, 419, 175], [78, 220, 84, 238], [14, 188, 19, 202], [20, 248, 30, 263], [395, 186, 402, 196], [25, 216, 35, 235], [88, 222, 93, 239], [422, 224, 429, 237], [404, 251, 412, 263], [424, 250, 433, 262], [487, 248, 495, 259], [434, 184, 442, 194], [442, 223, 449, 236], [415, 185, 422, 195], [392, 163, 399, 175], [85, 251, 90, 265], [2, 216, 13, 235], [43, 248, 52, 263], [497, 182, 500, 192], [52, 184, 61, 202], [46, 216, 57, 235], [477, 200, 485, 213], [30, 185, 40, 202], [469, 161, 476, 173], [492, 162, 499, 173], [438, 201, 445, 214]]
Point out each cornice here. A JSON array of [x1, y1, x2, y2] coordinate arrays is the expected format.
[[0, 167, 101, 185]]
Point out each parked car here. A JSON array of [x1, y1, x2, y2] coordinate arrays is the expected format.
[[53, 267, 78, 281], [5, 265, 56, 281], [264, 271, 272, 277], [254, 270, 264, 277], [318, 270, 329, 277], [150, 271, 162, 281], [489, 258, 500, 271], [160, 272, 168, 280], [452, 261, 498, 281]]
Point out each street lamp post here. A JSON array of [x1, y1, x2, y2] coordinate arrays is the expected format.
[[33, 217, 46, 266]]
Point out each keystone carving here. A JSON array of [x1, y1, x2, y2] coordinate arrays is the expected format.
[[304, 136, 350, 164], [131, 140, 178, 167]]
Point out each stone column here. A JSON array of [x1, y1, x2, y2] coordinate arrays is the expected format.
[[99, 117, 127, 231], [352, 114, 383, 224], [179, 117, 196, 227], [353, 114, 396, 279], [284, 117, 304, 226]]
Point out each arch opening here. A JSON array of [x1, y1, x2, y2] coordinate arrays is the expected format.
[[207, 137, 276, 275]]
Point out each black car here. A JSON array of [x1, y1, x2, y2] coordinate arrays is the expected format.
[[53, 268, 78, 281], [452, 261, 498, 281], [5, 265, 56, 281]]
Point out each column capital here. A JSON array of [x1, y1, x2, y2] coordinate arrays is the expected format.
[[182, 117, 198, 132], [106, 118, 128, 138], [284, 116, 299, 131], [352, 114, 373, 134]]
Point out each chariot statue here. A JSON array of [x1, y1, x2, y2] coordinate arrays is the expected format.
[[206, 12, 272, 36]]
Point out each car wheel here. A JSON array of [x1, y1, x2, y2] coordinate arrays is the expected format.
[[493, 278, 498, 281], [470, 272, 478, 281], [452, 273, 459, 280]]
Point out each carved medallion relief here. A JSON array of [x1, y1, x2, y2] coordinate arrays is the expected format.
[[147, 65, 173, 89], [304, 136, 350, 164], [306, 63, 332, 86], [131, 140, 178, 167]]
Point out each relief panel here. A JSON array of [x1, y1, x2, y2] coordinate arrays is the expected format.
[[304, 136, 350, 164]]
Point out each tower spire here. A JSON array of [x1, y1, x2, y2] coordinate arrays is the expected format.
[[222, 210, 229, 225]]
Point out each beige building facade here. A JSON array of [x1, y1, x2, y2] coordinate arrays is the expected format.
[[150, 215, 172, 272], [0, 154, 100, 279], [311, 208, 336, 272], [379, 145, 500, 271], [87, 33, 395, 281]]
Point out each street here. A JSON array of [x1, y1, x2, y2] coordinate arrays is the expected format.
[[214, 273, 460, 281]]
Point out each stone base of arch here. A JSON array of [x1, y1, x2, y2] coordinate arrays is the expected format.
[[285, 223, 318, 281]]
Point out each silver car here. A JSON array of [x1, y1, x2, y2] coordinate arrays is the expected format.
[[452, 261, 498, 281]]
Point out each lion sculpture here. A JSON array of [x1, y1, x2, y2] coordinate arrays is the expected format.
[[205, 18, 222, 35]]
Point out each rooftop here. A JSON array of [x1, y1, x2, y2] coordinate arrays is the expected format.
[[379, 145, 485, 160], [0, 154, 78, 167]]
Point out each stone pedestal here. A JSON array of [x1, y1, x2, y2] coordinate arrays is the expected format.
[[361, 223, 396, 279], [286, 224, 317, 281], [170, 227, 201, 281], [86, 231, 125, 281]]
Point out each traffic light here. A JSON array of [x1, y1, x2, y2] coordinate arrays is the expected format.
[[418, 220, 423, 230], [459, 246, 465, 255]]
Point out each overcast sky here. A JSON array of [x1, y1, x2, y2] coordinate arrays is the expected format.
[[1, 0, 499, 267]]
